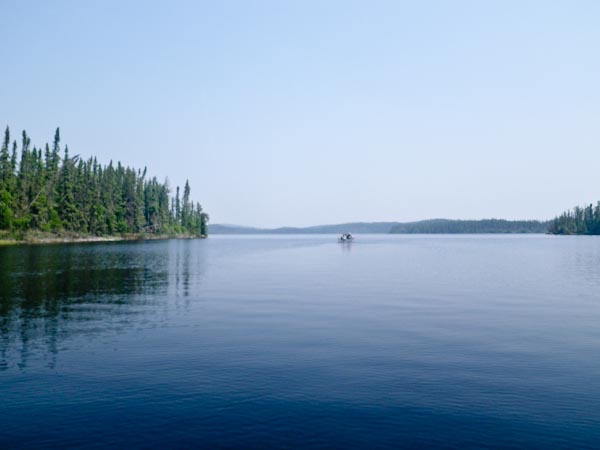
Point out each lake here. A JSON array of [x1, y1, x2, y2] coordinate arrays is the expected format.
[[2, 235, 600, 449]]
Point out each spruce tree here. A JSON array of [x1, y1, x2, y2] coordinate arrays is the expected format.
[[0, 127, 208, 238]]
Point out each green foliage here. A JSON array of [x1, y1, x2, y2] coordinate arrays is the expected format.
[[0, 127, 208, 238], [548, 203, 600, 235], [0, 189, 15, 229]]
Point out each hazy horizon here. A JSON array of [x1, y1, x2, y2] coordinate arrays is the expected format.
[[2, 1, 599, 228], [212, 216, 551, 229]]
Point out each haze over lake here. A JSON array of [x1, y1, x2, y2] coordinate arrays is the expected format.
[[3, 1, 600, 448], [2, 235, 600, 448], [3, 2, 600, 227]]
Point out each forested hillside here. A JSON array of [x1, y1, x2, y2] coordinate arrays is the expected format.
[[0, 127, 208, 238], [390, 219, 549, 234], [211, 219, 549, 234], [548, 203, 600, 234], [209, 222, 400, 234]]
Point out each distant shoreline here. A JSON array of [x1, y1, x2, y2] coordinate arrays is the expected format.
[[210, 219, 550, 235]]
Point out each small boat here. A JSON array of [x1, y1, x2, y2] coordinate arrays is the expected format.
[[338, 233, 354, 242]]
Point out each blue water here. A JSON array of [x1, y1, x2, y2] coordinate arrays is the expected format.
[[2, 235, 600, 449]]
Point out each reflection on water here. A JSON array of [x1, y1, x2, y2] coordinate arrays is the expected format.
[[560, 236, 600, 288], [0, 241, 202, 370], [2, 235, 600, 449]]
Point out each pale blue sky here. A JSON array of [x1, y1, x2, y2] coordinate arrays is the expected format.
[[1, 1, 599, 227]]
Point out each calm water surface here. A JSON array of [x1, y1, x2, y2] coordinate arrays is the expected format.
[[2, 235, 600, 449]]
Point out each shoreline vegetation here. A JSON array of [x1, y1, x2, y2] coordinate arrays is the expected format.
[[0, 230, 205, 246], [390, 219, 548, 234], [1, 127, 596, 241], [0, 127, 208, 241], [548, 202, 600, 235]]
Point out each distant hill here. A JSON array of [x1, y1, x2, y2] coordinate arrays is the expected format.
[[209, 222, 399, 234], [208, 224, 266, 234], [210, 219, 550, 235], [390, 219, 549, 234]]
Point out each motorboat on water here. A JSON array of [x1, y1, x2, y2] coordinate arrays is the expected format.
[[338, 233, 354, 242]]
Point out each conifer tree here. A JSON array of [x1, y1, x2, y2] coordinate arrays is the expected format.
[[0, 127, 208, 238], [549, 202, 600, 235]]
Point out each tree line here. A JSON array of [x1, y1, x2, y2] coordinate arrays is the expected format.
[[390, 219, 549, 234], [548, 203, 600, 235], [0, 127, 208, 238]]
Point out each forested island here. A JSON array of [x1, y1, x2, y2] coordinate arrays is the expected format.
[[548, 203, 600, 235], [0, 127, 208, 242]]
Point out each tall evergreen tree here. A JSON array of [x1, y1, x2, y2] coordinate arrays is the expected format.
[[0, 127, 208, 238], [549, 202, 600, 235], [0, 127, 15, 229]]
